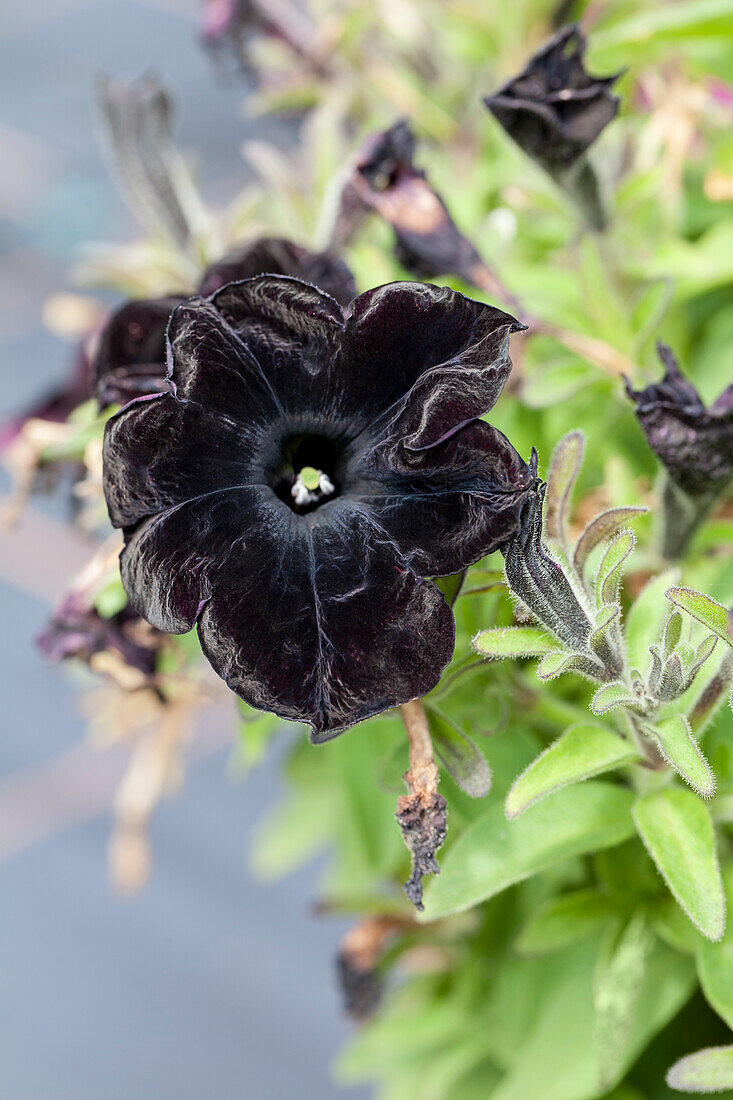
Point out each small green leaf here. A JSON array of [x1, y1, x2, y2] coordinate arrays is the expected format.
[[537, 650, 605, 681], [473, 627, 557, 660], [544, 430, 585, 549], [664, 612, 683, 657], [427, 709, 491, 799], [633, 788, 725, 942], [591, 682, 647, 715], [506, 723, 638, 818], [573, 508, 646, 577], [421, 782, 634, 920], [645, 715, 715, 799], [625, 569, 680, 674], [516, 889, 615, 955], [666, 1046, 733, 1093], [667, 587, 732, 646], [595, 531, 635, 607]]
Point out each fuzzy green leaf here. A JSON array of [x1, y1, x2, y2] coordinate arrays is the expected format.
[[591, 681, 647, 715], [427, 709, 491, 798], [473, 627, 557, 660], [645, 715, 715, 798], [544, 430, 584, 549], [537, 650, 605, 682], [505, 724, 638, 818], [664, 612, 683, 656], [633, 788, 725, 942], [573, 508, 646, 577], [666, 1046, 733, 1093], [421, 782, 634, 921], [595, 531, 635, 607], [667, 587, 732, 646]]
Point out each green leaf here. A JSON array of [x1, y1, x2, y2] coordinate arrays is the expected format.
[[697, 867, 733, 1029], [664, 612, 683, 657], [595, 531, 636, 607], [472, 627, 557, 660], [544, 430, 584, 549], [427, 709, 491, 798], [625, 569, 680, 674], [591, 604, 621, 656], [633, 788, 725, 942], [573, 509, 646, 577], [645, 715, 715, 799], [421, 782, 634, 920], [667, 1046, 733, 1093], [591, 681, 647, 715], [590, 0, 733, 66], [505, 723, 638, 818], [667, 587, 732, 646], [521, 358, 597, 409], [434, 571, 465, 606], [594, 914, 654, 1091], [516, 888, 615, 955], [536, 650, 604, 682]]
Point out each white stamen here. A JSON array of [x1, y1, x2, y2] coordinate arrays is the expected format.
[[291, 469, 335, 508]]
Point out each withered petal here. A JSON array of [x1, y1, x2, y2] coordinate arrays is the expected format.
[[94, 296, 183, 407], [199, 236, 357, 306]]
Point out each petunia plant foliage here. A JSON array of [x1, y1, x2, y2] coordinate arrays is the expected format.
[[3, 2, 733, 1097]]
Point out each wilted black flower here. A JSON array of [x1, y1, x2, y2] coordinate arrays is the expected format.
[[37, 593, 159, 681], [94, 237, 357, 408], [103, 277, 532, 738], [484, 25, 621, 173], [335, 120, 483, 284], [94, 297, 182, 409], [198, 236, 357, 305], [625, 343, 733, 499]]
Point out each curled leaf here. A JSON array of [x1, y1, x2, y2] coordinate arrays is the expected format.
[[544, 430, 585, 549], [573, 507, 647, 577], [427, 709, 491, 798]]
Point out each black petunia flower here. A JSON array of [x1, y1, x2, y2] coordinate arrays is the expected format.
[[94, 237, 357, 408], [483, 25, 621, 174], [103, 277, 532, 738], [334, 120, 483, 283], [625, 343, 733, 500]]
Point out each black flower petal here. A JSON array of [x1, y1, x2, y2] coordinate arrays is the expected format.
[[338, 120, 482, 282], [340, 282, 523, 446], [94, 297, 181, 408], [199, 236, 357, 306], [625, 342, 733, 499], [484, 25, 621, 172], [103, 276, 530, 736]]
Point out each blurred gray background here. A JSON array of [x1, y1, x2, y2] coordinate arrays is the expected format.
[[0, 2, 367, 1096]]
